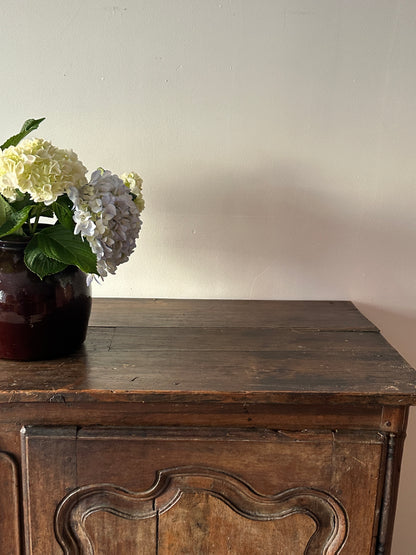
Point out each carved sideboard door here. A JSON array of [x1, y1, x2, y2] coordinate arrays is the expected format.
[[22, 426, 388, 554]]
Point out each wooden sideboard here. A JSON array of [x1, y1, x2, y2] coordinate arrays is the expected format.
[[0, 299, 415, 554]]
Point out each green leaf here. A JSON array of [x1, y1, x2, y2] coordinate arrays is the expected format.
[[35, 224, 97, 274], [51, 195, 75, 230], [24, 235, 67, 279], [1, 117, 46, 150], [39, 207, 54, 219], [10, 192, 34, 212], [0, 194, 14, 227], [0, 205, 33, 238]]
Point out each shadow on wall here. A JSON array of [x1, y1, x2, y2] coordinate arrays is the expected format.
[[355, 303, 416, 555], [357, 304, 416, 363], [155, 159, 416, 300]]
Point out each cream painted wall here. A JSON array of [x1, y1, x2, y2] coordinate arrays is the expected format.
[[1, 1, 416, 551]]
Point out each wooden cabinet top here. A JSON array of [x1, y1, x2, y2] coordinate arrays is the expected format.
[[1, 298, 416, 406]]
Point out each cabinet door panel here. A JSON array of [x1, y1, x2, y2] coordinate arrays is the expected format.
[[84, 511, 156, 555], [81, 495, 316, 555], [21, 426, 385, 554], [158, 492, 316, 555], [21, 427, 77, 554]]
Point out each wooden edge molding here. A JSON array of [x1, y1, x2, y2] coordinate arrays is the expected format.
[[376, 433, 398, 554], [0, 451, 20, 554], [55, 466, 348, 555]]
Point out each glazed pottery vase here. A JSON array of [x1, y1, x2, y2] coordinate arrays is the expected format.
[[0, 236, 91, 360]]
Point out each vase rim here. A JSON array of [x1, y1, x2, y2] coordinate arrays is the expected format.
[[0, 235, 30, 250]]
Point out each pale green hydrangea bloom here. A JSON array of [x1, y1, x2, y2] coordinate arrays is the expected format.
[[121, 171, 145, 212], [0, 138, 87, 204]]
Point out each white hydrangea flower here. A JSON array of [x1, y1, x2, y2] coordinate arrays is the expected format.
[[0, 138, 87, 204], [121, 171, 145, 212], [68, 169, 142, 282]]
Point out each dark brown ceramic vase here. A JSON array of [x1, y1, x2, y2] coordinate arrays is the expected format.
[[0, 236, 91, 360]]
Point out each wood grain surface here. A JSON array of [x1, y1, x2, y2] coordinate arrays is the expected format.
[[0, 299, 413, 405]]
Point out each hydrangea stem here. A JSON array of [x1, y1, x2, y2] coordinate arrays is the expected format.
[[29, 206, 44, 235]]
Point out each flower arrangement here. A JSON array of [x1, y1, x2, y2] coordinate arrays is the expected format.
[[0, 118, 144, 283]]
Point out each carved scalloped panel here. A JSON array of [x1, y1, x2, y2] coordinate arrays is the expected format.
[[22, 426, 387, 553], [55, 466, 347, 554]]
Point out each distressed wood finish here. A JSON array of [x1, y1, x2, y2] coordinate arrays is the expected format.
[[0, 298, 413, 554], [29, 427, 351, 554], [21, 427, 77, 554], [0, 451, 20, 554], [20, 425, 390, 554], [55, 470, 347, 554], [157, 494, 316, 555], [88, 299, 378, 330], [0, 300, 414, 406]]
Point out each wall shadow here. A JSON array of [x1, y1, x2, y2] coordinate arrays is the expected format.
[[153, 158, 416, 302]]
